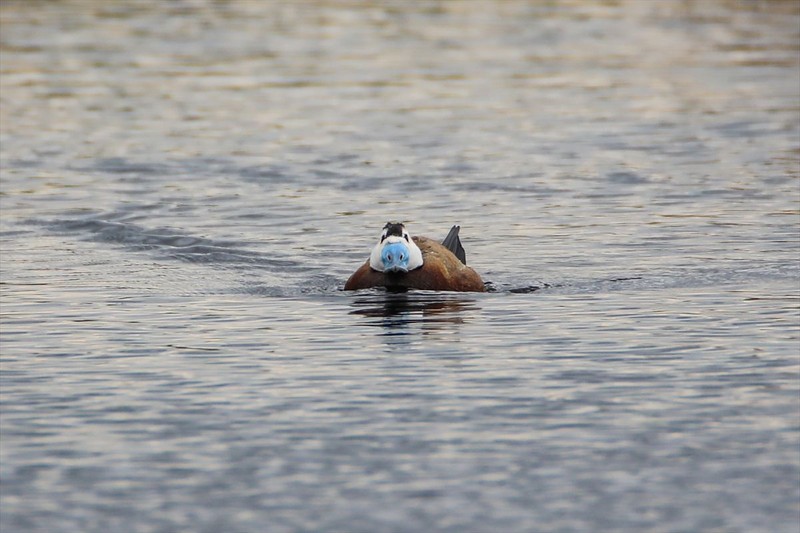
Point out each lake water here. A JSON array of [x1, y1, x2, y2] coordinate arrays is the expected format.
[[1, 1, 799, 532]]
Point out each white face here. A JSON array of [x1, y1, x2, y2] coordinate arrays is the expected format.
[[369, 223, 424, 272]]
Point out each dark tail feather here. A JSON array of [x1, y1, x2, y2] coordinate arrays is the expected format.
[[441, 225, 467, 264]]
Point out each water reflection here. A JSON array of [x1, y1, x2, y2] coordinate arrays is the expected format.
[[349, 291, 479, 332]]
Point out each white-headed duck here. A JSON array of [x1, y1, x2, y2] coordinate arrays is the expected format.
[[344, 223, 485, 292]]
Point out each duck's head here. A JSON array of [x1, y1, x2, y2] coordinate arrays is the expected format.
[[369, 222, 424, 274]]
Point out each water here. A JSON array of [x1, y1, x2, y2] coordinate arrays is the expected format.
[[1, 1, 799, 531]]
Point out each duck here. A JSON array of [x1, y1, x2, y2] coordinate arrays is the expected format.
[[344, 222, 486, 292]]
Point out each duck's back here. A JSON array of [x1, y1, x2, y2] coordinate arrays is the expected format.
[[344, 236, 485, 292]]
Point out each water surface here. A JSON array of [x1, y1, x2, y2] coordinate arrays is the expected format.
[[1, 1, 799, 532]]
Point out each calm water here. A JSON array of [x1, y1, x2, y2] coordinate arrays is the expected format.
[[1, 1, 799, 532]]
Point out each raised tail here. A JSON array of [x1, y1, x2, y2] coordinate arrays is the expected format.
[[441, 225, 467, 264]]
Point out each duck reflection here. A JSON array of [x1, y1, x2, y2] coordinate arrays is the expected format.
[[349, 291, 479, 332]]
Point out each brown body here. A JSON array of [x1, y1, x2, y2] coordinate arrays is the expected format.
[[344, 236, 485, 292]]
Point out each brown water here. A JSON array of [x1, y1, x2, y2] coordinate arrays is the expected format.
[[1, 1, 799, 532]]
